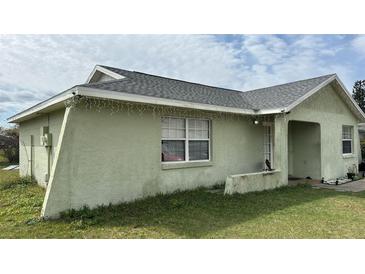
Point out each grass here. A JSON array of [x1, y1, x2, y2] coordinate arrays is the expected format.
[[1, 170, 365, 238], [0, 150, 8, 168]]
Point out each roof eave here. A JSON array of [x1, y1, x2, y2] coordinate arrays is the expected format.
[[77, 86, 256, 116], [7, 86, 258, 123], [7, 87, 78, 123]]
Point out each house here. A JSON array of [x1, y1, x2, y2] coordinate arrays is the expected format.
[[358, 124, 365, 145], [358, 124, 365, 160], [8, 65, 365, 218]]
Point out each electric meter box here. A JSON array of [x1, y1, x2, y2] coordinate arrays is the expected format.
[[40, 126, 52, 147]]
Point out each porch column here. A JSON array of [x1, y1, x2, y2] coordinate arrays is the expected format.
[[274, 113, 289, 186]]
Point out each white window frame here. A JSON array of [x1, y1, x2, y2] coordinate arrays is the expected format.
[[161, 117, 211, 163], [342, 125, 353, 155], [263, 123, 273, 170]]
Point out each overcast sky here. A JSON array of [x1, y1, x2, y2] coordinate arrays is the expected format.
[[1, 34, 365, 126]]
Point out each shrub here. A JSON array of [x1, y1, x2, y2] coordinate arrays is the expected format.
[[0, 126, 19, 164]]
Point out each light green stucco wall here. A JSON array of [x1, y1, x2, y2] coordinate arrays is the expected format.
[[41, 103, 268, 217], [19, 109, 65, 187], [286, 83, 360, 180]]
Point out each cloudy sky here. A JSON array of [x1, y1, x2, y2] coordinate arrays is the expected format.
[[1, 34, 365, 126]]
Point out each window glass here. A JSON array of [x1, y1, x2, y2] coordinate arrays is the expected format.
[[343, 141, 352, 154], [188, 119, 209, 139], [189, 141, 209, 161], [342, 126, 353, 154], [161, 117, 185, 139], [161, 140, 185, 161], [161, 117, 210, 162], [342, 126, 352, 139]]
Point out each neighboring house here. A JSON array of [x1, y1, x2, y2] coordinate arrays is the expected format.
[[8, 65, 365, 218], [358, 124, 365, 160], [358, 124, 365, 144]]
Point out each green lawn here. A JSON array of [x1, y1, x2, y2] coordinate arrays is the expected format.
[[1, 170, 365, 238], [0, 150, 8, 168]]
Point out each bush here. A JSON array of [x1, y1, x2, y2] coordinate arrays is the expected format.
[[0, 126, 19, 164]]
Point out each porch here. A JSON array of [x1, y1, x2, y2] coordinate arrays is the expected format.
[[224, 115, 324, 195]]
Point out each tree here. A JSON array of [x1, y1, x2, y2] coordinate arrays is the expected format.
[[352, 80, 365, 113], [0, 126, 19, 163]]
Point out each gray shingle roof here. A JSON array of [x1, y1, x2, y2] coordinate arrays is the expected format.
[[241, 74, 335, 110], [80, 65, 335, 111]]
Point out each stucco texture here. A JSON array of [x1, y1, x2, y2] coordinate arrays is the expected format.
[[19, 109, 65, 187], [286, 83, 360, 180], [224, 170, 283, 194], [40, 103, 268, 217]]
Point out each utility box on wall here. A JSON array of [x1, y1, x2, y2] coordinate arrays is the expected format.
[[40, 126, 52, 147]]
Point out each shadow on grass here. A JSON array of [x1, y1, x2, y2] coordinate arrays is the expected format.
[[54, 184, 364, 238]]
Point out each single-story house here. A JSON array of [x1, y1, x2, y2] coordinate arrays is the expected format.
[[8, 65, 365, 218]]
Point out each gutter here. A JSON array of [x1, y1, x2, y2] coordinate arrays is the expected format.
[[7, 87, 77, 123]]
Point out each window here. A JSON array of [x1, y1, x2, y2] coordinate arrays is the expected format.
[[342, 125, 353, 154], [161, 117, 210, 162], [263, 124, 273, 169]]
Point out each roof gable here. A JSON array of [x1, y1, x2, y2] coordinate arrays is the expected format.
[[86, 65, 125, 84], [242, 74, 336, 110]]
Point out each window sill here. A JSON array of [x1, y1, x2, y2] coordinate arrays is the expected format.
[[343, 154, 356, 159], [161, 161, 213, 170]]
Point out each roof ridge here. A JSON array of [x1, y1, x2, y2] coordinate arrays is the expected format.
[[100, 65, 337, 95], [97, 65, 243, 93], [132, 71, 245, 94], [243, 73, 336, 94]]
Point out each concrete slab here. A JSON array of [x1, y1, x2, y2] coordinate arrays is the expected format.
[[312, 179, 365, 192], [2, 165, 19, 171], [288, 178, 320, 186]]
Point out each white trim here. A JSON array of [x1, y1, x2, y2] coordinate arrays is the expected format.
[[7, 85, 254, 124], [263, 123, 273, 170], [185, 119, 189, 161], [7, 88, 77, 123], [85, 65, 125, 84], [78, 86, 256, 115], [342, 125, 354, 155], [257, 108, 284, 114]]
